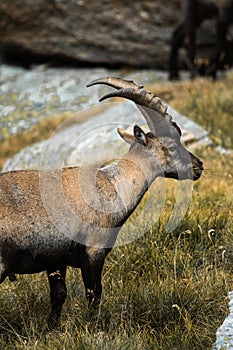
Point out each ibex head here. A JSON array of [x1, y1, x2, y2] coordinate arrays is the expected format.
[[87, 77, 203, 182]]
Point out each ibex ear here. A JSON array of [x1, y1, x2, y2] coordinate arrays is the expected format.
[[117, 128, 135, 145], [117, 125, 147, 146], [134, 125, 147, 146]]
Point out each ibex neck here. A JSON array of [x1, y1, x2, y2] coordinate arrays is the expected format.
[[102, 152, 158, 214]]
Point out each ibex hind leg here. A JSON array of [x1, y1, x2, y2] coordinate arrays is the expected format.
[[0, 258, 7, 283], [0, 259, 17, 283], [0, 240, 17, 283]]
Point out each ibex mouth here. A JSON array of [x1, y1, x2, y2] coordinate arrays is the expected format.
[[193, 169, 203, 181], [192, 157, 204, 181]]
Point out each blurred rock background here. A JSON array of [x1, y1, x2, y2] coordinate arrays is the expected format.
[[1, 0, 232, 170], [1, 0, 232, 69]]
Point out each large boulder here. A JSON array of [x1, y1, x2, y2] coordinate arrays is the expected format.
[[0, 0, 227, 69]]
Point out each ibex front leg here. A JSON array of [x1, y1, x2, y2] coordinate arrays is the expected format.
[[81, 249, 106, 311]]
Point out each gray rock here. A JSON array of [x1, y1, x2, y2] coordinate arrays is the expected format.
[[2, 101, 144, 171], [0, 64, 111, 140], [0, 64, 210, 171], [2, 90, 210, 172], [213, 291, 233, 350], [0, 64, 210, 146], [0, 0, 227, 69]]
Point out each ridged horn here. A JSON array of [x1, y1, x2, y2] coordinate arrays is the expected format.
[[86, 77, 144, 90], [87, 77, 167, 116], [87, 77, 180, 137]]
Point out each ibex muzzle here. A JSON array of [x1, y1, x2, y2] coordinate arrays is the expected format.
[[0, 77, 203, 326]]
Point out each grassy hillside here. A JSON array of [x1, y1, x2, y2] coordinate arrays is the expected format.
[[0, 73, 232, 349]]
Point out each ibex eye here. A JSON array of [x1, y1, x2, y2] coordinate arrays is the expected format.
[[168, 146, 176, 153]]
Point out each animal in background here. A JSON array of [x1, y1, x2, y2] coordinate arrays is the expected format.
[[168, 0, 233, 80]]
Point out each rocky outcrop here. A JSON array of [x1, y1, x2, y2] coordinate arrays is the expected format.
[[0, 0, 226, 68], [0, 64, 210, 146], [0, 65, 111, 141], [2, 96, 210, 172], [1, 66, 210, 172], [213, 291, 233, 350]]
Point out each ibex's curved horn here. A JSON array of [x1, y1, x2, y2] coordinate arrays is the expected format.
[[99, 88, 167, 116], [87, 77, 167, 116], [87, 77, 180, 137], [86, 77, 144, 90]]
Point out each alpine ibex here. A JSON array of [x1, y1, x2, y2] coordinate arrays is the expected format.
[[0, 77, 203, 325], [168, 0, 233, 80]]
